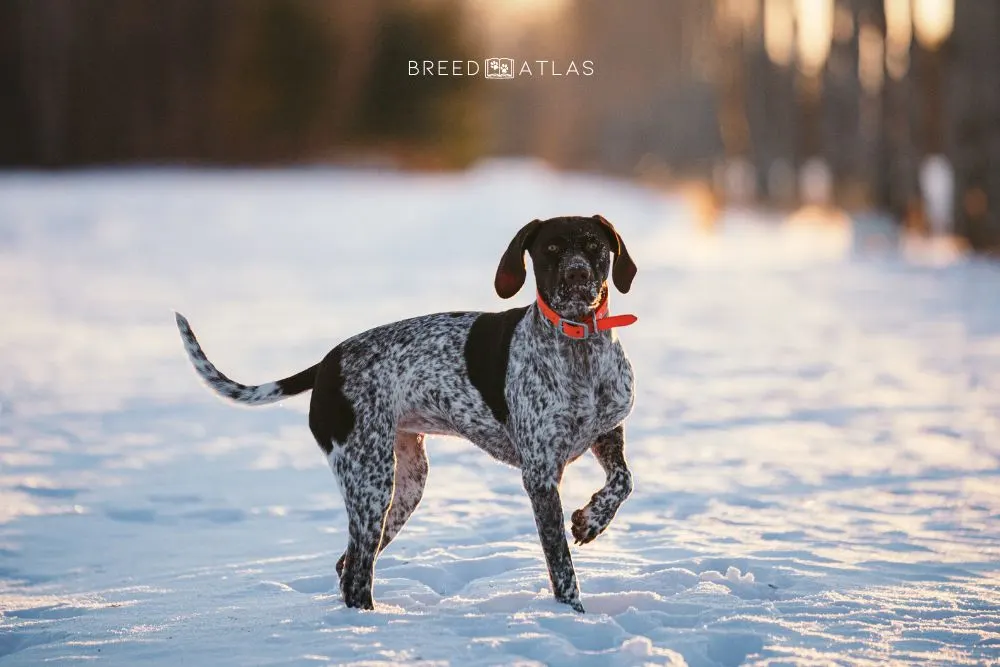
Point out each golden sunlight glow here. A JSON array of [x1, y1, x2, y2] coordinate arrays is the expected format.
[[765, 0, 795, 67], [794, 0, 834, 76], [833, 3, 855, 43], [884, 0, 912, 79], [468, 0, 570, 42], [716, 0, 760, 35], [858, 23, 885, 95], [913, 0, 954, 49]]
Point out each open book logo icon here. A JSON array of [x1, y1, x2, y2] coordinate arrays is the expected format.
[[485, 58, 514, 79]]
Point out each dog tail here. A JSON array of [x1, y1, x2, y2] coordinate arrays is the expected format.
[[174, 312, 317, 406]]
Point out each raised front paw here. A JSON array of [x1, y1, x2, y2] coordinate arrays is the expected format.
[[571, 505, 606, 545]]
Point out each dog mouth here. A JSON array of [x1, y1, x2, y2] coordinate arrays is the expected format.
[[549, 282, 601, 316]]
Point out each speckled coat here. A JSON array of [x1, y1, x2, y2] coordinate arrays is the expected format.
[[175, 215, 638, 613]]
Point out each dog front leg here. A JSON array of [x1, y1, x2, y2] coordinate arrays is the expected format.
[[522, 464, 584, 613], [571, 425, 633, 545]]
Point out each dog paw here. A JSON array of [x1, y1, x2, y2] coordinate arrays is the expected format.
[[571, 506, 604, 545], [558, 596, 586, 613], [340, 575, 374, 610], [343, 590, 375, 610], [338, 559, 375, 610]]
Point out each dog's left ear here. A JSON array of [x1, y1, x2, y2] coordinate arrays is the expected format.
[[593, 214, 637, 293], [495, 219, 543, 298]]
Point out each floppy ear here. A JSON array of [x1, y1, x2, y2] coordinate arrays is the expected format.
[[593, 214, 637, 293], [495, 219, 542, 298]]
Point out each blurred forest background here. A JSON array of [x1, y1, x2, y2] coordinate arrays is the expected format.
[[2, 0, 998, 252]]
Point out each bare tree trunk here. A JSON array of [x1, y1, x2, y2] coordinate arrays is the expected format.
[[745, 0, 797, 205], [947, 0, 1000, 252], [822, 0, 864, 206], [17, 0, 75, 165], [321, 1, 384, 150], [878, 38, 919, 221]]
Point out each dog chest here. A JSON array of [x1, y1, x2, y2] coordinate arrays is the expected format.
[[565, 368, 633, 454], [507, 330, 634, 453]]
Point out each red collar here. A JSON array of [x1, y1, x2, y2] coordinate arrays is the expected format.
[[536, 289, 637, 339]]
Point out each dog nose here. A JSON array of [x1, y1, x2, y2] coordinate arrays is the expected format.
[[565, 265, 591, 286]]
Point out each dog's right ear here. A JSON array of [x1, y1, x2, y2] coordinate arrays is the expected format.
[[593, 214, 637, 294], [494, 219, 543, 299]]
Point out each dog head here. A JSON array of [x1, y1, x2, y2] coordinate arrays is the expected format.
[[494, 215, 636, 319]]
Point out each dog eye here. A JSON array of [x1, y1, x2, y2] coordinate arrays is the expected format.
[[547, 244, 560, 253]]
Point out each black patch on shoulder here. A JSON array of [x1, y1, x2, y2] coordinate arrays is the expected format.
[[309, 345, 356, 455], [464, 306, 529, 425]]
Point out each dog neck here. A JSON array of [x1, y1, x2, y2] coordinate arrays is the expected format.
[[535, 287, 637, 340]]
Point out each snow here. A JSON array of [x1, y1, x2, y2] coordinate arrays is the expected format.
[[1, 164, 999, 666]]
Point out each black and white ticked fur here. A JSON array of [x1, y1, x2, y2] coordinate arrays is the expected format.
[[175, 215, 638, 613]]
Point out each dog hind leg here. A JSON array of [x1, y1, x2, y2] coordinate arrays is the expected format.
[[328, 414, 395, 610], [336, 431, 428, 577]]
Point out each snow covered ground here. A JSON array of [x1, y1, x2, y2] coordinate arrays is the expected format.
[[1, 164, 998, 666]]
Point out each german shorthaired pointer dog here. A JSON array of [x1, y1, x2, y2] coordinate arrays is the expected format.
[[174, 214, 638, 613]]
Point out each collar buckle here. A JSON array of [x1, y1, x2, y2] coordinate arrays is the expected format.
[[552, 313, 600, 339]]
